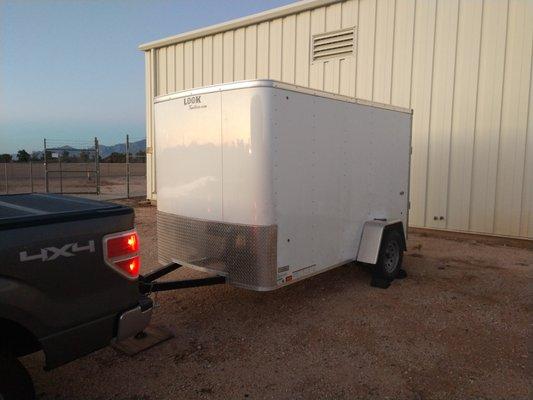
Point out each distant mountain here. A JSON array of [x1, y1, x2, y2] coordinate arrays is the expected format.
[[99, 139, 146, 158], [16, 139, 146, 160]]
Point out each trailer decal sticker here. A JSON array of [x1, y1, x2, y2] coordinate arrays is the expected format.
[[19, 240, 95, 262], [183, 95, 206, 110]]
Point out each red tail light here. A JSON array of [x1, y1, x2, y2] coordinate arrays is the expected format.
[[103, 230, 140, 279]]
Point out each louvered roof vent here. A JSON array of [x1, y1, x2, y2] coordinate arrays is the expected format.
[[312, 27, 355, 62]]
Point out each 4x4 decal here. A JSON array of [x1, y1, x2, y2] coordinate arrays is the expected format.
[[19, 241, 95, 262]]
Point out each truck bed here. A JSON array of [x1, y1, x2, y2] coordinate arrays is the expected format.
[[0, 193, 150, 370], [0, 193, 131, 230]]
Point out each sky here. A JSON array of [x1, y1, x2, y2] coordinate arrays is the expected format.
[[0, 0, 293, 154]]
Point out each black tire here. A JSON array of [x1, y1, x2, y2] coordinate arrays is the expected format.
[[374, 229, 404, 280], [0, 354, 35, 400]]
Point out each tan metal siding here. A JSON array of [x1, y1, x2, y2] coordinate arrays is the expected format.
[[144, 0, 533, 239], [356, 0, 375, 99], [269, 18, 283, 80], [184, 41, 193, 89], [425, 0, 459, 229], [245, 26, 257, 79], [470, 0, 509, 234], [213, 33, 223, 84], [409, 0, 436, 228], [390, 0, 415, 108], [234, 28, 246, 81], [176, 43, 184, 91], [447, 0, 483, 232], [373, 0, 394, 104], [495, 0, 532, 236], [193, 39, 203, 87], [295, 11, 311, 86], [523, 57, 533, 238], [203, 37, 213, 86]]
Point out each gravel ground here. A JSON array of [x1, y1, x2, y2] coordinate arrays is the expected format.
[[24, 200, 531, 400]]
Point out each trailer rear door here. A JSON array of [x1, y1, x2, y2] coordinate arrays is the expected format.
[[155, 91, 223, 220]]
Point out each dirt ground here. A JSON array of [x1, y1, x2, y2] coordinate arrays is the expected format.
[[24, 200, 531, 400]]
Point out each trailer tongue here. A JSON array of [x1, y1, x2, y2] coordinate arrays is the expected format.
[[139, 262, 226, 294]]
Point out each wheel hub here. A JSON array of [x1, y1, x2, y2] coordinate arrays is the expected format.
[[383, 240, 400, 274]]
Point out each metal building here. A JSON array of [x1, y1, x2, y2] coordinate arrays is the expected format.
[[139, 0, 532, 239]]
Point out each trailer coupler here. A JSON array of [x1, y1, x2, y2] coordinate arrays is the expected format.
[[139, 262, 226, 294]]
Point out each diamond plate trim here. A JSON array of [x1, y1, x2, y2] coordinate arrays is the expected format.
[[157, 211, 278, 290]]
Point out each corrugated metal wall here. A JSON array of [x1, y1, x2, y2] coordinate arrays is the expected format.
[[144, 0, 533, 239]]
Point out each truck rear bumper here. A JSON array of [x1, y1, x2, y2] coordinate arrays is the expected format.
[[42, 296, 153, 370]]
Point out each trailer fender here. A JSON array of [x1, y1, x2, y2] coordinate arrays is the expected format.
[[356, 220, 406, 265]]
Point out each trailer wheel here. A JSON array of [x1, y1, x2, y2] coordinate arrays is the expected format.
[[0, 353, 35, 400], [374, 230, 403, 280]]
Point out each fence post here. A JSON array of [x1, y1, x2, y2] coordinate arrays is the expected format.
[[3, 162, 7, 194], [44, 138, 49, 193], [126, 134, 130, 198], [30, 160, 34, 193], [58, 153, 63, 194], [95, 137, 100, 195]]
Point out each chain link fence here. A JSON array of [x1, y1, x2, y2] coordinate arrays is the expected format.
[[1, 161, 146, 199], [2, 136, 146, 200]]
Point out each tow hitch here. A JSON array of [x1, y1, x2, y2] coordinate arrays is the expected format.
[[138, 262, 226, 294], [114, 263, 226, 356]]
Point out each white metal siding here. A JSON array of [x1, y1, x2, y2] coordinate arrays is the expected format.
[[143, 0, 533, 239]]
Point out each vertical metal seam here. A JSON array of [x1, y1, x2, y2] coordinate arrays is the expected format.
[[445, 0, 462, 229], [354, 0, 360, 96], [280, 18, 284, 81], [390, 0, 397, 104], [510, 2, 529, 236], [243, 27, 247, 79], [323, 7, 327, 90], [164, 47, 168, 94], [232, 30, 236, 82], [294, 13, 298, 84], [519, 37, 533, 235], [492, 0, 510, 233], [267, 22, 271, 78], [189, 42, 193, 88], [307, 11, 311, 88], [201, 38, 204, 86], [175, 44, 179, 90], [371, 0, 378, 101], [339, 1, 343, 93], [211, 36, 215, 84], [423, 0, 438, 226], [338, 58, 342, 93], [408, 0, 417, 108], [468, 0, 485, 232], [221, 34, 225, 83], [252, 26, 256, 79]]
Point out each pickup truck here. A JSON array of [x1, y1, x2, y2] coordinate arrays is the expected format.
[[0, 193, 153, 399]]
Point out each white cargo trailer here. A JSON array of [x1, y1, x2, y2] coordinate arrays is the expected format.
[[154, 80, 412, 290]]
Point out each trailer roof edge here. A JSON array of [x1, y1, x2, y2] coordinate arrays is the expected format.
[[138, 0, 341, 51], [153, 79, 413, 114]]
